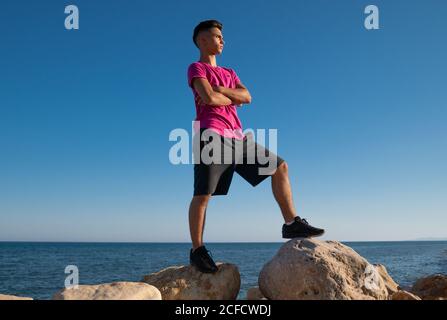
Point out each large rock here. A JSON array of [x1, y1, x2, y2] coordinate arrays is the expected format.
[[374, 264, 400, 295], [390, 290, 421, 300], [246, 287, 267, 300], [142, 263, 240, 300], [52, 282, 161, 300], [411, 274, 447, 300], [258, 239, 388, 300], [0, 294, 33, 300]]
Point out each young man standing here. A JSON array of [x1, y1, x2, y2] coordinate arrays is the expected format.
[[187, 20, 325, 273]]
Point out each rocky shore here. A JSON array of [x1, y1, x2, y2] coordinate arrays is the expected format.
[[1, 239, 446, 300]]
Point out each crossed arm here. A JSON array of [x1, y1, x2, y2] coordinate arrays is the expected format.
[[192, 78, 252, 107]]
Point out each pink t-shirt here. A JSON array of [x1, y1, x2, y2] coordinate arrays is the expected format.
[[187, 61, 245, 140]]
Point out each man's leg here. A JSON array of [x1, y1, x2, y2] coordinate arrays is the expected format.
[[271, 161, 325, 238], [271, 161, 297, 223], [188, 194, 211, 250]]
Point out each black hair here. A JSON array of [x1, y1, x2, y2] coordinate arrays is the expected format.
[[192, 20, 223, 48]]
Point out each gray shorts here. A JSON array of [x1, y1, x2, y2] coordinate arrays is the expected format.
[[193, 128, 285, 196]]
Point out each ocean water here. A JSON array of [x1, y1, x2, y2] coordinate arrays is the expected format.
[[0, 241, 446, 300]]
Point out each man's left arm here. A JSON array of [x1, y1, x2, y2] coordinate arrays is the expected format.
[[213, 82, 252, 106]]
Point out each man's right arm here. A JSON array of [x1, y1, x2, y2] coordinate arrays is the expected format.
[[192, 78, 233, 107]]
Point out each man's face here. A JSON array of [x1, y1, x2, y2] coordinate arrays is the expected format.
[[199, 27, 225, 55]]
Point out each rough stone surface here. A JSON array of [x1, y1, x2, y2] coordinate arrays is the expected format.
[[411, 274, 447, 300], [390, 290, 421, 300], [52, 282, 162, 300], [246, 287, 267, 300], [142, 263, 240, 300], [258, 239, 388, 300], [374, 264, 400, 295], [0, 294, 33, 300]]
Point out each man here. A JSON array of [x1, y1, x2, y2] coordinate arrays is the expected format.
[[187, 20, 325, 273]]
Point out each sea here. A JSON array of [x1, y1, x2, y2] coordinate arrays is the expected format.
[[0, 241, 446, 300]]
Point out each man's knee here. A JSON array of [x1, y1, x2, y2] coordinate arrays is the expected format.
[[273, 161, 288, 176], [192, 194, 212, 207]]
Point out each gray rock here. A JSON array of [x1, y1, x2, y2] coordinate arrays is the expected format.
[[374, 264, 400, 295], [246, 287, 267, 300], [142, 262, 240, 300], [52, 282, 162, 300], [411, 274, 447, 300], [0, 294, 33, 300], [258, 239, 389, 300], [390, 290, 421, 300]]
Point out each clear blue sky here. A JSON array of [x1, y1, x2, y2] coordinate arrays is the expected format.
[[0, 0, 446, 242]]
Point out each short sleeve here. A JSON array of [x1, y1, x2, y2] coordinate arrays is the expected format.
[[231, 69, 241, 86], [187, 63, 207, 88]]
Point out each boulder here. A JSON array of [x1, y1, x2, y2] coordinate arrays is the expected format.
[[411, 274, 447, 300], [52, 282, 161, 300], [0, 294, 33, 300], [142, 263, 240, 300], [246, 287, 267, 300], [374, 264, 400, 295], [390, 290, 421, 300], [258, 239, 388, 300]]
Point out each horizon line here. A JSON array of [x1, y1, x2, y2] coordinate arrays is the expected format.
[[1, 239, 447, 244]]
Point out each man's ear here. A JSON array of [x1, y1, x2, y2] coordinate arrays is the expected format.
[[196, 32, 206, 48]]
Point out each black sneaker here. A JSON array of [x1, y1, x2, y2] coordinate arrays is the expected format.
[[189, 246, 218, 273], [282, 216, 325, 239]]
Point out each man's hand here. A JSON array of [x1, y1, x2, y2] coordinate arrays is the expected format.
[[195, 94, 205, 106], [192, 78, 233, 107], [196, 92, 241, 107], [212, 84, 251, 105]]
